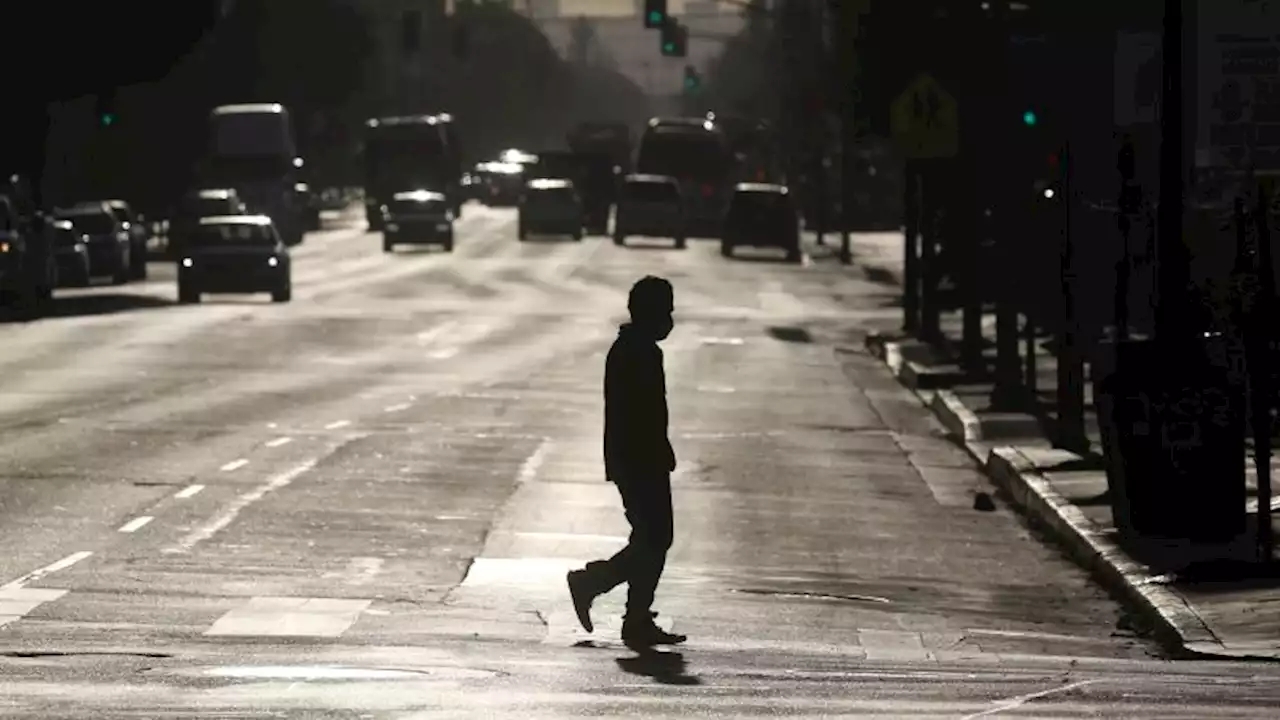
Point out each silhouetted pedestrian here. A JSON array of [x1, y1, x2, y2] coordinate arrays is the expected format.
[[567, 275, 687, 648]]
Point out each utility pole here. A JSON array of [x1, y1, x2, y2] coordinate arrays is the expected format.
[[833, 0, 870, 265], [1154, 0, 1190, 341]]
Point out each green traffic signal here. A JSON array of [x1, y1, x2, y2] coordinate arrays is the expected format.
[[664, 42, 675, 54], [101, 113, 117, 127], [1022, 110, 1037, 126], [648, 11, 663, 23]]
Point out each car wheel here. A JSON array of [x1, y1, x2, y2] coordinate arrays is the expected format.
[[786, 246, 801, 263], [518, 226, 527, 242], [613, 233, 625, 246], [113, 248, 131, 285], [444, 233, 455, 252], [131, 244, 148, 279], [272, 282, 292, 303], [383, 236, 394, 253], [71, 258, 91, 287], [573, 229, 583, 242], [675, 237, 687, 250], [720, 241, 732, 257], [177, 281, 200, 304]]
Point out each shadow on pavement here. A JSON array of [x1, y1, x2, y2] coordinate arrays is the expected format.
[[726, 254, 797, 264], [615, 649, 701, 686], [1, 293, 174, 322]]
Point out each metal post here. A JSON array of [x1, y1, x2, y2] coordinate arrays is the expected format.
[[959, 166, 985, 372], [991, 199, 1023, 408], [1056, 140, 1087, 451], [920, 165, 940, 341], [1253, 178, 1275, 563], [836, 0, 854, 265], [1024, 315, 1037, 396], [1154, 0, 1188, 342], [903, 161, 921, 333]]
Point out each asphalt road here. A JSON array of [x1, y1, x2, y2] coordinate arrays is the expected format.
[[1, 204, 1278, 718]]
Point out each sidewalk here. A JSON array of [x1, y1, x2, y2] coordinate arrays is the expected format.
[[817, 229, 1280, 661]]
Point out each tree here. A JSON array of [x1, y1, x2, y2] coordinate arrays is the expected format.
[[441, 2, 573, 160], [703, 1, 780, 121], [565, 66, 652, 134]]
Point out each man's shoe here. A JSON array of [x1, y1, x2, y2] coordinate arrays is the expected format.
[[621, 617, 687, 648], [566, 570, 595, 633]]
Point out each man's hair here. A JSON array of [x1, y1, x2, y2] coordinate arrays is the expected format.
[[628, 275, 673, 316]]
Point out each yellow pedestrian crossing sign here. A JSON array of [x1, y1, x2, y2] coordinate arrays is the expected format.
[[891, 74, 959, 159]]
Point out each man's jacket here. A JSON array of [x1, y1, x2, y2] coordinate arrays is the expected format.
[[603, 322, 676, 480]]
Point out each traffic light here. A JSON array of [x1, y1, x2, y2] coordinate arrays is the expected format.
[[1022, 109, 1038, 127], [644, 0, 667, 30], [96, 91, 118, 127], [660, 18, 687, 57], [683, 65, 701, 93]]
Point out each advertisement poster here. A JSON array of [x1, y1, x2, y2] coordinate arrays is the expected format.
[[1196, 0, 1280, 172]]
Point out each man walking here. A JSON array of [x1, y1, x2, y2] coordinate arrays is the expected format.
[[567, 276, 687, 648]]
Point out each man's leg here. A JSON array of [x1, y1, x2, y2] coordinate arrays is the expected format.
[[567, 478, 646, 632], [620, 474, 685, 646]]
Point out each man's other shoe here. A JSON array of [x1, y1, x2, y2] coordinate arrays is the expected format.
[[566, 570, 595, 633]]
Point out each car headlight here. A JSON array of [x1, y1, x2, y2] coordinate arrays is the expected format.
[[267, 257, 279, 267], [0, 241, 10, 252], [182, 257, 193, 267], [74, 242, 86, 252]]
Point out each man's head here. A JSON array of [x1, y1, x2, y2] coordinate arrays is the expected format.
[[628, 275, 674, 341]]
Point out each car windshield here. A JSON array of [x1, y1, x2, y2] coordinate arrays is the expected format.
[[626, 182, 678, 203], [185, 197, 237, 217], [191, 223, 275, 247], [729, 192, 792, 222], [60, 211, 116, 234]]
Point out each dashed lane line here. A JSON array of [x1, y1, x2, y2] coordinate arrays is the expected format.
[[117, 516, 154, 533], [384, 403, 411, 412], [1, 551, 94, 591], [174, 484, 204, 499], [324, 420, 352, 430], [220, 459, 249, 472], [265, 436, 293, 448], [165, 458, 319, 554]]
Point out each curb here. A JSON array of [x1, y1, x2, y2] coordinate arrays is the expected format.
[[863, 331, 1269, 661], [982, 447, 1227, 658]]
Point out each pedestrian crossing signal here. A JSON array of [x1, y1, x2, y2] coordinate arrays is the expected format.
[[644, 0, 667, 29], [660, 18, 687, 58]]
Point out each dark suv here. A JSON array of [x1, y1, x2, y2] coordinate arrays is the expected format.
[[0, 194, 56, 318], [721, 183, 801, 263]]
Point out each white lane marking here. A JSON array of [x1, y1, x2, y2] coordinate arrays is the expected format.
[[0, 587, 69, 628], [514, 532, 628, 543], [204, 596, 372, 637], [384, 403, 411, 413], [117, 516, 154, 533], [325, 420, 351, 430], [517, 439, 551, 484], [167, 459, 318, 554], [220, 459, 249, 472], [1, 551, 94, 591], [435, 515, 469, 521], [266, 436, 293, 448], [960, 679, 1099, 719], [174, 484, 205, 499], [428, 347, 459, 359]]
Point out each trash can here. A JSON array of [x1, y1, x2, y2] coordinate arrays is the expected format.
[[1092, 334, 1246, 542]]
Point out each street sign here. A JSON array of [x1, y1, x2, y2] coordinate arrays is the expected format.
[[890, 73, 959, 159]]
